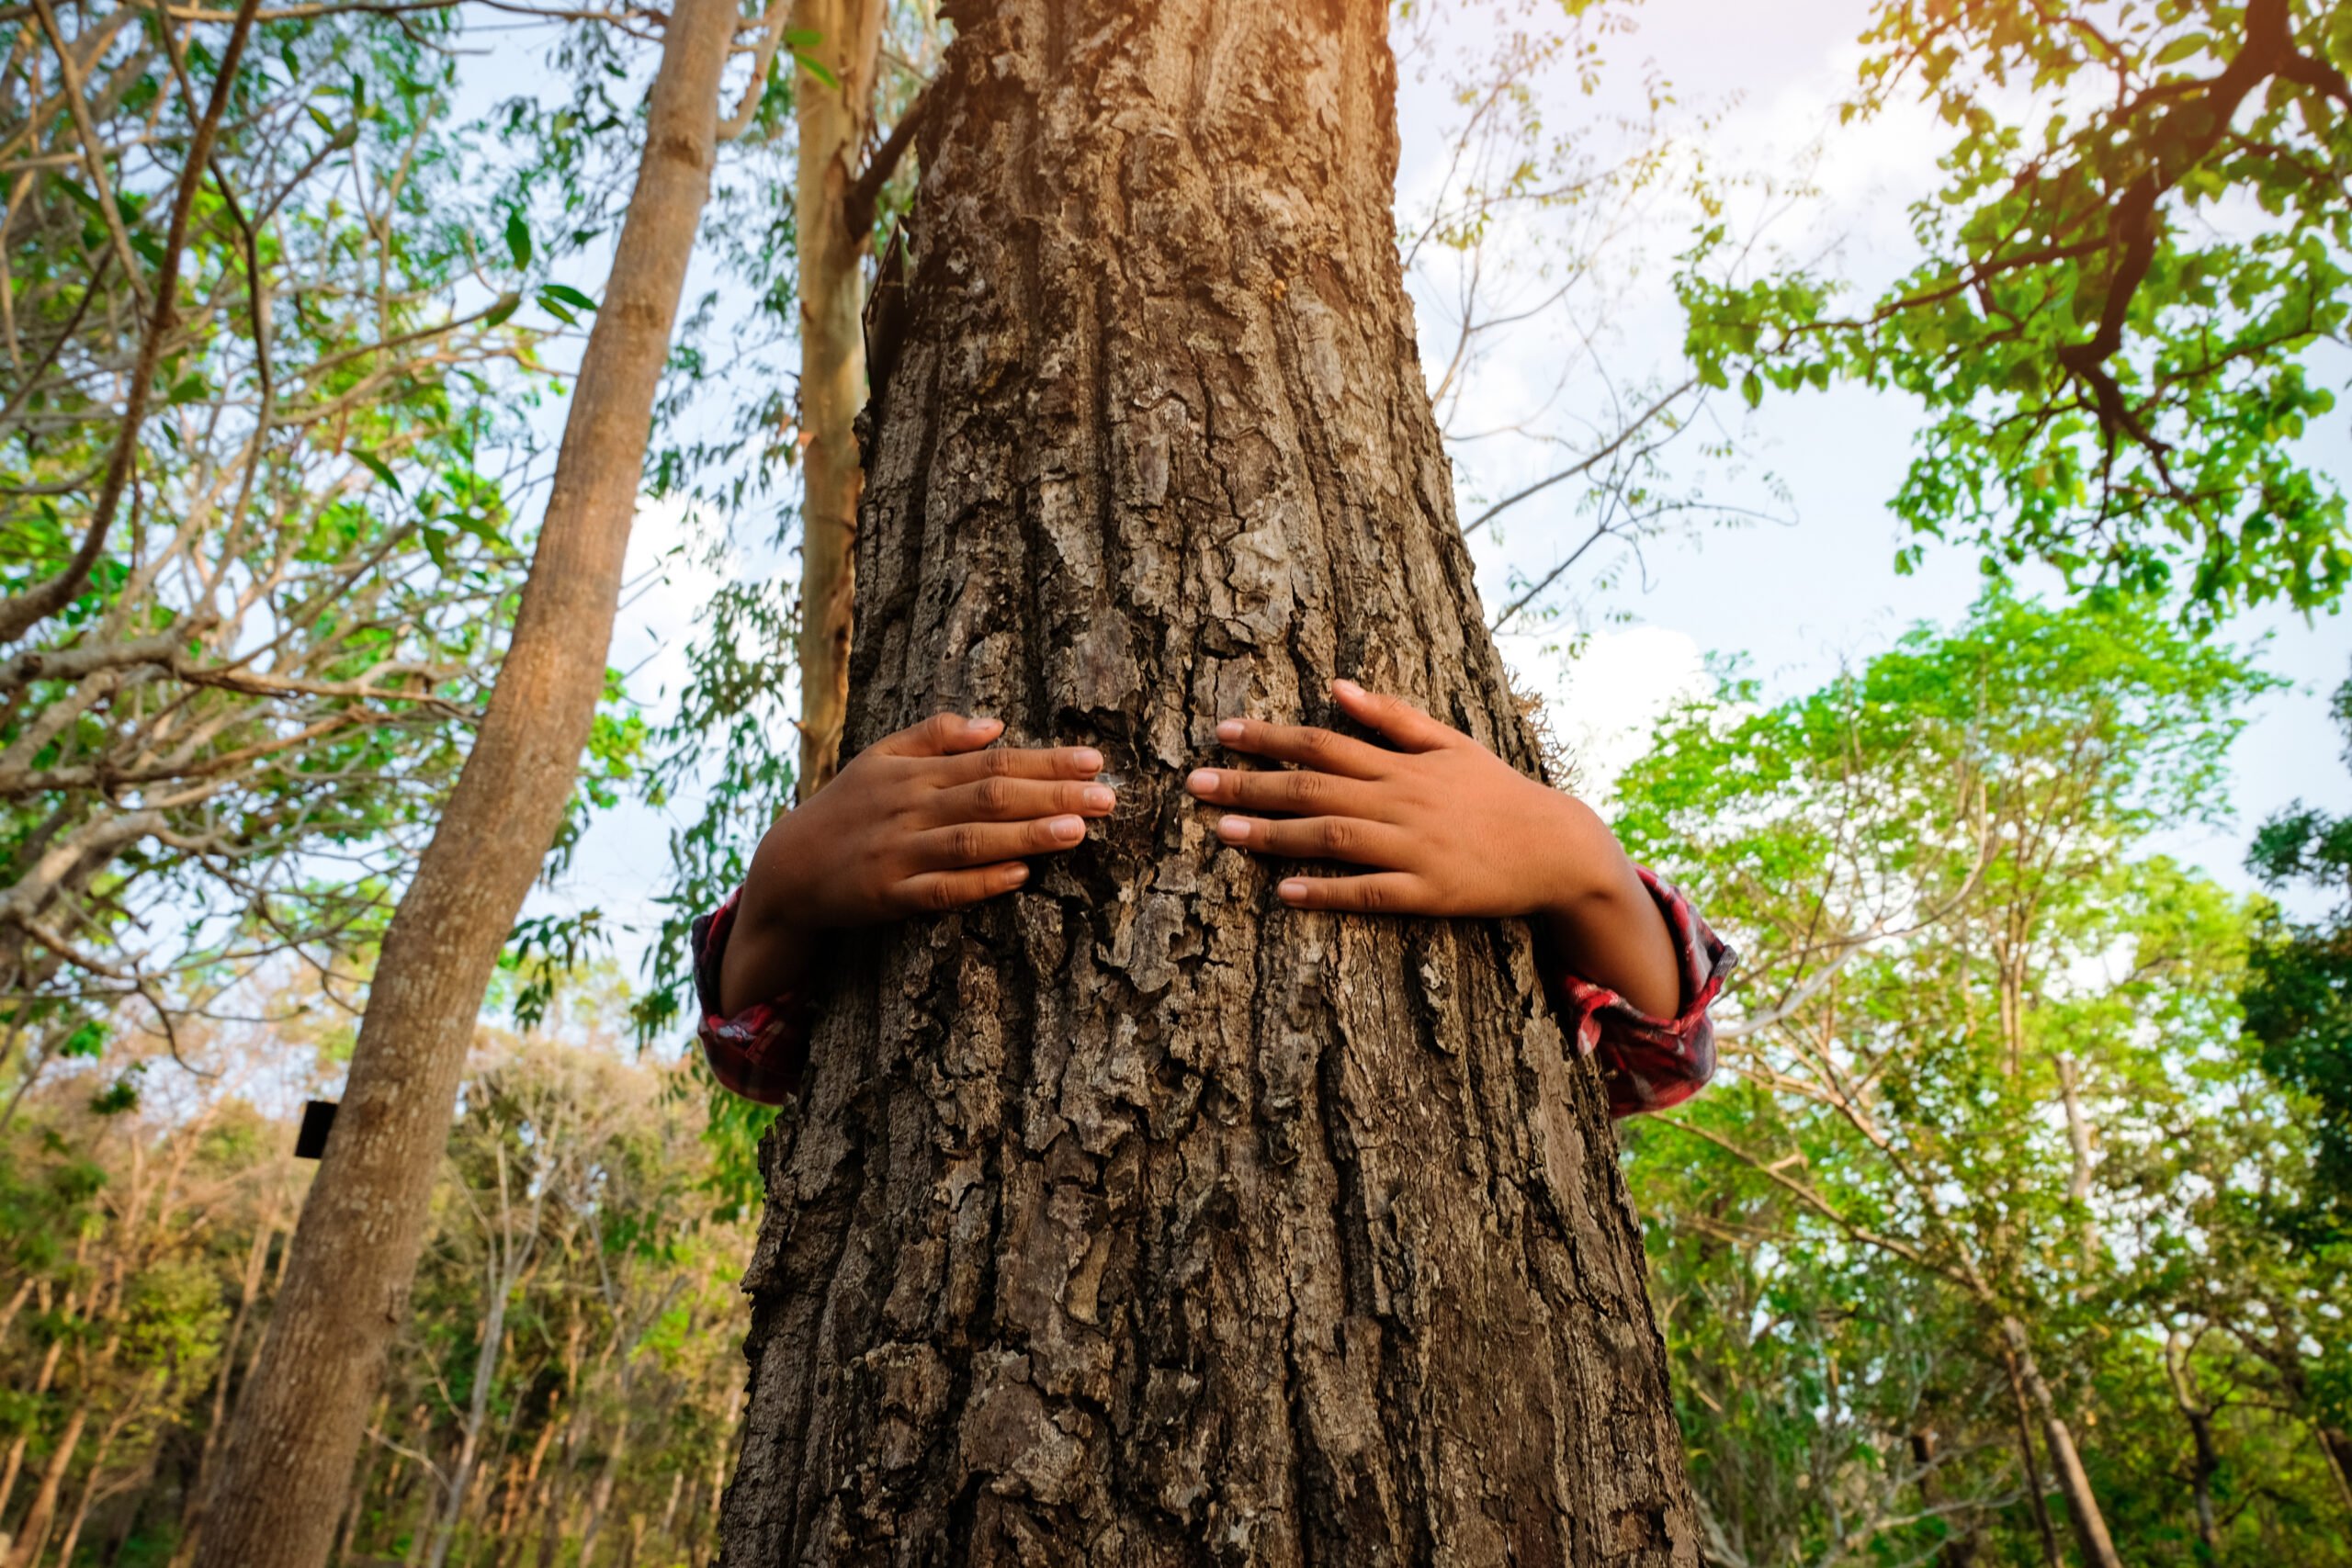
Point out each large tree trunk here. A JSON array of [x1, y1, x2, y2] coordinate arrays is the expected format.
[[715, 2, 1698, 1562], [187, 5, 737, 1565], [789, 0, 886, 799]]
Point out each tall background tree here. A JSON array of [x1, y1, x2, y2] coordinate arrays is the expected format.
[[188, 2, 741, 1564]]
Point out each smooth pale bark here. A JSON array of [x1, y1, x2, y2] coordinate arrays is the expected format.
[[186, 6, 736, 1566], [789, 0, 886, 798], [2054, 1053, 2099, 1268], [2001, 1318, 2122, 1568], [3, 1403, 86, 1568], [716, 2, 1698, 1562]]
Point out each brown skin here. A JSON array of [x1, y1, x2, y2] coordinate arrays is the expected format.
[[722, 679, 1680, 1021]]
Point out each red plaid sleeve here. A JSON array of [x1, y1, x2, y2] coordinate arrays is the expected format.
[[690, 887, 811, 1107], [1550, 867, 1735, 1119]]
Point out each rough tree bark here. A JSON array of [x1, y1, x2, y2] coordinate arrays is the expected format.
[[187, 4, 738, 1565], [789, 0, 885, 798], [716, 2, 1698, 1562]]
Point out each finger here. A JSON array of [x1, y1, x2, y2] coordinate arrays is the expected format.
[[1215, 814, 1411, 867], [1213, 716, 1388, 778], [895, 861, 1031, 915], [1273, 872, 1432, 914], [1185, 765, 1381, 818], [1332, 679, 1460, 753], [936, 743, 1107, 785], [932, 774, 1117, 824], [870, 711, 1004, 759], [909, 814, 1089, 871]]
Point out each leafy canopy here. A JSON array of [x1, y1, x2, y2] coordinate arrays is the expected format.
[[1679, 0, 2352, 619]]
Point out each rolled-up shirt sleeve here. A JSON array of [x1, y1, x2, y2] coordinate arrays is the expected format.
[[690, 887, 812, 1107], [1548, 866, 1736, 1119]]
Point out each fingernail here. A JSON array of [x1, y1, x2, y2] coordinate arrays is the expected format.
[[1005, 863, 1030, 886], [968, 715, 1000, 732], [1216, 816, 1249, 843], [1216, 719, 1244, 743], [1185, 768, 1217, 795], [1082, 785, 1114, 810], [1333, 678, 1363, 698], [1051, 815, 1085, 840], [1071, 747, 1103, 772], [1278, 879, 1307, 901]]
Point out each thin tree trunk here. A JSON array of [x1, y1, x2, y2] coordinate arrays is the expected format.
[[46, 1410, 125, 1568], [789, 0, 886, 799], [1910, 1431, 1978, 1568], [716, 2, 1698, 1562], [188, 6, 737, 1566], [170, 1211, 277, 1568], [2002, 1319, 2121, 1568], [2165, 1334, 2221, 1560], [4, 1403, 87, 1568], [0, 1297, 65, 1523], [1996, 1335, 2063, 1568], [2054, 1053, 2098, 1269], [332, 1394, 390, 1568]]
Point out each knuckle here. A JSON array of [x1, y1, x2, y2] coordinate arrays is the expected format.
[[950, 825, 984, 862], [1357, 880, 1385, 911], [1321, 819, 1356, 855], [983, 748, 1019, 777], [1287, 771, 1325, 807], [975, 776, 1013, 814], [923, 878, 962, 913], [1301, 728, 1337, 757]]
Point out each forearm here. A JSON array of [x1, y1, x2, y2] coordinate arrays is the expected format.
[[718, 818, 819, 1016], [1532, 796, 1682, 1019]]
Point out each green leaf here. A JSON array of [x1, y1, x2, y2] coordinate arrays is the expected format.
[[353, 449, 405, 495], [505, 210, 532, 272], [541, 282, 598, 312], [791, 48, 840, 90]]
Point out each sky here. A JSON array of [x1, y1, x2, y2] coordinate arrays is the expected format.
[[542, 0, 2351, 1008]]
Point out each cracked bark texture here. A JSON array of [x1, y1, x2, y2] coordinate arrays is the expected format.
[[717, 2, 1698, 1562]]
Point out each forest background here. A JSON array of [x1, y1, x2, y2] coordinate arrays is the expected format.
[[2, 0, 2347, 1565]]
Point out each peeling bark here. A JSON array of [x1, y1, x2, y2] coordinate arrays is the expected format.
[[717, 3, 1697, 1562]]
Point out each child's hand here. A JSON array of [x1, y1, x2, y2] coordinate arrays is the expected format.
[[719, 713, 1114, 1013], [1186, 678, 1680, 1015]]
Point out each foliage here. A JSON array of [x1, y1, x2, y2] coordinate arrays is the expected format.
[[1679, 0, 2352, 618], [1617, 592, 2346, 1564], [0, 972, 747, 1566], [2242, 664, 2352, 1228], [0, 0, 560, 1083]]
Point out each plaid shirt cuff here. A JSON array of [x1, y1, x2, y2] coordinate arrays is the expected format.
[[690, 887, 809, 1107], [692, 866, 1733, 1118], [1551, 865, 1736, 1119]]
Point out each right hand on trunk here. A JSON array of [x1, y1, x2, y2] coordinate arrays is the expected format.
[[719, 714, 1114, 1013]]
